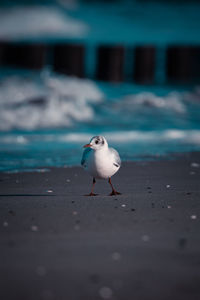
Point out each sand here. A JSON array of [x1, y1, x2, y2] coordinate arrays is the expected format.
[[0, 152, 200, 300]]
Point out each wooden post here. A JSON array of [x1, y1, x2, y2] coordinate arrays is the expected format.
[[166, 46, 200, 83], [53, 44, 85, 78], [0, 41, 6, 65], [96, 45, 124, 82], [133, 46, 156, 84], [0, 43, 46, 69]]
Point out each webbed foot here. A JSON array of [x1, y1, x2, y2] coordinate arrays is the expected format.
[[85, 192, 98, 196], [109, 190, 121, 196]]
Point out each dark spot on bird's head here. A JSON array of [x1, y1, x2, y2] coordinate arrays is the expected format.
[[90, 136, 106, 149]]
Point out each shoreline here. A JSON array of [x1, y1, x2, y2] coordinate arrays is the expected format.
[[1, 150, 200, 174], [0, 152, 200, 300]]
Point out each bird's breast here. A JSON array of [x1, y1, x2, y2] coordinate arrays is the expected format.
[[87, 149, 119, 179]]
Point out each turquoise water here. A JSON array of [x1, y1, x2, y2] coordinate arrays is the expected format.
[[0, 70, 200, 172], [0, 1, 200, 172]]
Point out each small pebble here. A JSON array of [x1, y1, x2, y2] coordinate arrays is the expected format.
[[31, 225, 38, 232], [166, 184, 171, 188], [46, 190, 53, 193], [167, 205, 172, 209], [111, 252, 121, 261], [66, 179, 71, 182], [3, 221, 8, 227], [142, 235, 150, 242], [191, 162, 200, 168], [99, 286, 113, 299], [190, 215, 197, 220], [40, 169, 47, 173], [190, 171, 195, 175], [121, 204, 126, 208]]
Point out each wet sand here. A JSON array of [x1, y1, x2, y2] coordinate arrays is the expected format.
[[0, 153, 200, 300]]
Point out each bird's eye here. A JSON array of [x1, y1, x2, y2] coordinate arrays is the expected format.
[[95, 140, 99, 144]]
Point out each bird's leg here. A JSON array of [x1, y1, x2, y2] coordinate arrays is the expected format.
[[108, 177, 121, 196], [85, 177, 98, 196]]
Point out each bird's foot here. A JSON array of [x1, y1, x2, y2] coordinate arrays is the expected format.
[[85, 192, 98, 196], [109, 190, 121, 196]]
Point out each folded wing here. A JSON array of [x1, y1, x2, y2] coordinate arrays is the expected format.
[[81, 148, 92, 167], [110, 148, 121, 168]]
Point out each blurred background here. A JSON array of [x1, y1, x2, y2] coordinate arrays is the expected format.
[[0, 0, 200, 172]]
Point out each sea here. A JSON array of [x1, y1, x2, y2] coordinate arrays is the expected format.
[[0, 0, 200, 172]]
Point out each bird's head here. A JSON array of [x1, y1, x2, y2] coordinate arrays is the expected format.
[[83, 136, 107, 150]]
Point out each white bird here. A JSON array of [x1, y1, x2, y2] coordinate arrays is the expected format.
[[81, 135, 121, 196]]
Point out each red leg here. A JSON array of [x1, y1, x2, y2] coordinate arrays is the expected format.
[[108, 177, 121, 196], [85, 178, 98, 196]]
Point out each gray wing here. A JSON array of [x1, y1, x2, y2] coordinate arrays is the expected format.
[[81, 148, 92, 167], [110, 148, 121, 168]]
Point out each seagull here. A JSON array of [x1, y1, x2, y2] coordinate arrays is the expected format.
[[81, 135, 121, 196]]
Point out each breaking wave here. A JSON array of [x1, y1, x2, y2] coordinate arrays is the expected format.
[[118, 92, 186, 114], [0, 71, 200, 131], [0, 72, 104, 131]]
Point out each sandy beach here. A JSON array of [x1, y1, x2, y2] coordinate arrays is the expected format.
[[0, 152, 200, 300]]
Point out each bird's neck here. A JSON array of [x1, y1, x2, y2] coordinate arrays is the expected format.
[[95, 145, 108, 153]]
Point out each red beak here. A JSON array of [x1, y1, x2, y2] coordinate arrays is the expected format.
[[83, 143, 92, 148]]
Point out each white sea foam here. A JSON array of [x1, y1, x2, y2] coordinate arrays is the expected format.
[[0, 135, 28, 144], [0, 71, 200, 132], [0, 73, 104, 131], [118, 92, 186, 114], [2, 130, 200, 147], [46, 75, 104, 103], [55, 130, 200, 145], [0, 77, 46, 105], [110, 130, 200, 144], [0, 6, 88, 39]]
